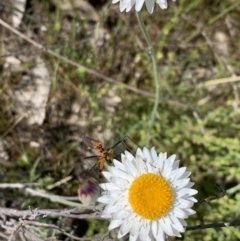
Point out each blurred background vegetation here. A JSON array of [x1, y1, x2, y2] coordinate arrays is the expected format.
[[1, 0, 240, 240]]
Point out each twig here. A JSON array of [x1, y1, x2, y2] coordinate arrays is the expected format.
[[19, 231, 27, 241], [0, 183, 83, 207], [201, 31, 224, 67], [0, 206, 104, 220], [99, 231, 112, 241], [16, 223, 44, 241], [198, 184, 226, 204], [0, 113, 27, 139], [23, 220, 93, 241], [186, 221, 240, 231], [207, 1, 240, 25], [8, 221, 23, 241], [0, 232, 8, 240], [0, 19, 154, 99], [47, 176, 72, 190], [0, 214, 95, 241], [0, 16, 190, 110], [201, 76, 240, 87]]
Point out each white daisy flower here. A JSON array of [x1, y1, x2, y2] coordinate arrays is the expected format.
[[113, 0, 176, 14], [97, 147, 198, 241]]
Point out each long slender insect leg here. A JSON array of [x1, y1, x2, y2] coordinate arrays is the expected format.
[[197, 184, 226, 204], [111, 135, 129, 149], [82, 162, 99, 181], [84, 155, 99, 160], [112, 135, 142, 152]]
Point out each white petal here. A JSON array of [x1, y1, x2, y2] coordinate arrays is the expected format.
[[184, 181, 195, 188], [109, 219, 122, 230], [163, 217, 176, 235], [177, 188, 197, 196], [156, 155, 164, 170], [139, 224, 150, 241], [159, 152, 167, 162], [113, 159, 126, 171], [125, 0, 135, 12], [124, 157, 139, 176], [143, 147, 152, 163], [151, 221, 158, 237], [165, 154, 176, 169], [146, 234, 152, 241], [170, 167, 187, 180], [136, 148, 144, 158], [186, 196, 198, 203], [112, 209, 130, 219], [101, 171, 112, 181], [169, 215, 185, 232], [172, 160, 180, 169], [113, 195, 129, 205], [159, 218, 173, 236], [125, 150, 135, 161], [170, 227, 181, 237], [184, 208, 196, 216], [130, 216, 142, 235], [172, 206, 189, 219], [102, 204, 122, 215], [157, 0, 168, 9], [110, 167, 134, 182], [177, 198, 196, 208], [121, 153, 126, 160], [150, 147, 158, 165], [135, 0, 144, 12], [130, 233, 139, 241], [111, 176, 129, 189], [153, 222, 164, 241], [146, 0, 155, 13], [118, 219, 131, 238], [174, 178, 190, 189], [127, 212, 137, 222], [119, 0, 128, 11], [100, 183, 120, 191], [146, 160, 155, 173], [180, 171, 191, 179], [97, 195, 115, 204], [178, 218, 187, 227], [135, 155, 147, 174]]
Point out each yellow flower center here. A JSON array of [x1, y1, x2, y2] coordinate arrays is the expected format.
[[128, 173, 174, 220]]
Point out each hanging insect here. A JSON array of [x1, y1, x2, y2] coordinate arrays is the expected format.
[[82, 135, 129, 171]]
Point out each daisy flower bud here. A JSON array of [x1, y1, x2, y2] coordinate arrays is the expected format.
[[78, 178, 100, 206]]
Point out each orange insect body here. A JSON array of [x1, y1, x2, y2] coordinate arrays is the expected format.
[[82, 136, 115, 171]]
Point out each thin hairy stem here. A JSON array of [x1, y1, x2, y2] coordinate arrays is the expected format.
[[136, 12, 160, 147]]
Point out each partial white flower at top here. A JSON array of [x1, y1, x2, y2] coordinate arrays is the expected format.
[[112, 0, 176, 14], [97, 147, 198, 241]]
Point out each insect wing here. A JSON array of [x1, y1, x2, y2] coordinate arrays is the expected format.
[[82, 135, 96, 149], [82, 135, 106, 156], [82, 135, 101, 150]]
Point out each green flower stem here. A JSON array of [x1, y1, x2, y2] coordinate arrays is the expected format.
[[136, 12, 160, 147]]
